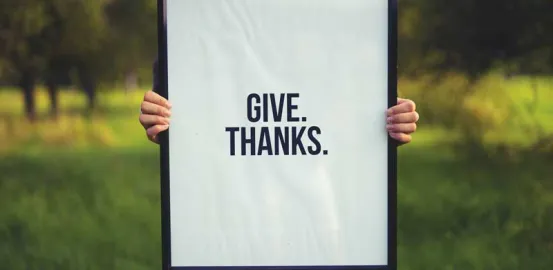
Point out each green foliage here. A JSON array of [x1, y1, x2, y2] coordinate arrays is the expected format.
[[400, 73, 553, 158], [0, 0, 157, 85], [0, 0, 51, 77], [50, 0, 110, 56], [105, 0, 158, 65], [96, 0, 158, 84], [399, 0, 553, 77], [396, 0, 553, 155]]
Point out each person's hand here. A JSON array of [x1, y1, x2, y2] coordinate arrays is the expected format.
[[386, 98, 419, 145], [139, 90, 172, 144]]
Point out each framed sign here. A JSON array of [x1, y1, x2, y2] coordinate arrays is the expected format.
[[156, 0, 397, 269]]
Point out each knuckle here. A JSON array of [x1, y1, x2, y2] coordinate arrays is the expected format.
[[144, 90, 152, 100], [157, 106, 165, 116], [146, 132, 156, 143], [159, 97, 167, 107], [406, 101, 416, 111], [147, 126, 158, 136], [397, 134, 407, 142]]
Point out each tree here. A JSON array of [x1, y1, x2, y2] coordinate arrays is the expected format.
[[401, 0, 553, 78], [0, 0, 158, 120], [0, 0, 52, 120], [104, 0, 158, 87], [397, 0, 553, 157]]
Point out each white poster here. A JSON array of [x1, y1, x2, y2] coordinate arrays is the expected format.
[[159, 0, 397, 268]]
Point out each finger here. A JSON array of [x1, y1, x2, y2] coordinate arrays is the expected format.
[[388, 99, 416, 116], [139, 114, 170, 129], [144, 90, 172, 109], [147, 124, 169, 143], [387, 111, 419, 124], [397, 98, 411, 104], [389, 132, 412, 144], [387, 123, 417, 134], [141, 101, 171, 117]]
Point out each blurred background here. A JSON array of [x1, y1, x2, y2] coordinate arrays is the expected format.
[[1, 0, 552, 269]]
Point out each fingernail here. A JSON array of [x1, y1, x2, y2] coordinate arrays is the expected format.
[[167, 102, 172, 108], [386, 124, 394, 131], [387, 117, 392, 124], [387, 109, 393, 116]]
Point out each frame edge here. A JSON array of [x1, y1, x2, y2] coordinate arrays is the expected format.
[[158, 0, 172, 269], [387, 0, 399, 269]]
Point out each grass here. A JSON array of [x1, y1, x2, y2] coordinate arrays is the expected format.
[[0, 148, 161, 270], [0, 75, 552, 270], [397, 145, 553, 270]]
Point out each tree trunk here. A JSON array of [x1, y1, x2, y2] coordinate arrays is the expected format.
[[78, 67, 97, 116], [20, 71, 37, 122], [46, 82, 59, 120]]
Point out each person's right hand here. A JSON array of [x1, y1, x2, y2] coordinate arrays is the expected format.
[[139, 90, 172, 144]]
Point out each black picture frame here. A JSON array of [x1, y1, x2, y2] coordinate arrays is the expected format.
[[156, 0, 398, 269]]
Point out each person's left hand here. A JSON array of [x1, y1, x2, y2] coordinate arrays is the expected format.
[[386, 98, 419, 145]]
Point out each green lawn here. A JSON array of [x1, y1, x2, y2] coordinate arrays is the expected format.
[[0, 78, 552, 270], [0, 148, 161, 270], [397, 144, 553, 270]]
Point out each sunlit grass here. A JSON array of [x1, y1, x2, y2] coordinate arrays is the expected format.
[[0, 87, 148, 154], [1, 73, 551, 154]]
